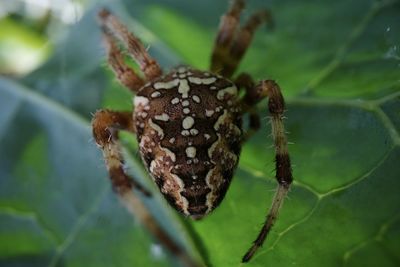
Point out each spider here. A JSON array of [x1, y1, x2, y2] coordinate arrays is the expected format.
[[92, 0, 293, 265]]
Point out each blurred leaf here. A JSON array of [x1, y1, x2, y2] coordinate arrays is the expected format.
[[0, 78, 199, 267], [1, 0, 400, 266], [0, 18, 51, 75]]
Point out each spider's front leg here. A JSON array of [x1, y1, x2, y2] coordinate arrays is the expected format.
[[101, 28, 145, 91], [99, 9, 162, 80], [92, 110, 150, 195], [239, 79, 293, 262]]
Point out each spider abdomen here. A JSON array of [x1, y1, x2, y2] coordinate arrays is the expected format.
[[134, 66, 242, 219]]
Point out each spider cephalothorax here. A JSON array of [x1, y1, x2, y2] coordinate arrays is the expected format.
[[92, 1, 293, 266], [134, 66, 242, 218]]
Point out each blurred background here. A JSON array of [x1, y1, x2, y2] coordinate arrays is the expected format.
[[0, 0, 399, 266]]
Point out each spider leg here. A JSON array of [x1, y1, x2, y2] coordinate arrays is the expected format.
[[210, 0, 245, 75], [98, 9, 162, 80], [101, 27, 145, 92], [92, 110, 151, 195], [210, 1, 272, 78], [225, 10, 273, 77], [92, 110, 202, 267], [235, 73, 261, 142], [239, 80, 293, 262]]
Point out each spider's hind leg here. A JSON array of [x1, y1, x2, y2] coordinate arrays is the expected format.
[[210, 0, 245, 75], [239, 80, 293, 262], [226, 10, 273, 77], [210, 0, 272, 78]]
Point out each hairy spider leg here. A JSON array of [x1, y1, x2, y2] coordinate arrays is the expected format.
[[101, 27, 145, 92], [92, 110, 202, 267], [92, 110, 150, 195], [225, 10, 273, 77], [210, 0, 271, 78], [98, 9, 162, 80], [240, 80, 293, 262], [210, 0, 244, 75]]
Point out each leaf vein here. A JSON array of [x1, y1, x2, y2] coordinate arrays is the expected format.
[[303, 0, 399, 94], [47, 187, 108, 267]]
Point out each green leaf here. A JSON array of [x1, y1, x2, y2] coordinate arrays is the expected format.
[[0, 77, 201, 267], [1, 0, 400, 266]]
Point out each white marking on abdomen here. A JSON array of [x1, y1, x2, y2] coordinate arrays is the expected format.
[[134, 96, 149, 107], [204, 168, 220, 213], [171, 97, 180, 104], [190, 129, 199, 135], [182, 116, 194, 129], [205, 109, 214, 117], [151, 91, 161, 98], [214, 110, 228, 130], [154, 113, 170, 121], [181, 130, 190, 136], [185, 146, 196, 158], [149, 160, 157, 173], [208, 133, 221, 160], [188, 77, 217, 85], [192, 95, 201, 103], [154, 79, 180, 89], [160, 146, 176, 162], [178, 79, 190, 98], [148, 119, 164, 138], [217, 85, 237, 100], [170, 173, 189, 215]]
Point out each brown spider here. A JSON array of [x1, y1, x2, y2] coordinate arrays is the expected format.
[[92, 0, 293, 265]]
